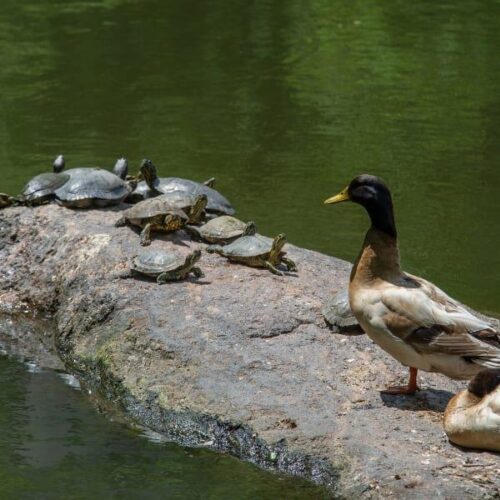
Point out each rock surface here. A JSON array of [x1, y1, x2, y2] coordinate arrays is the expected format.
[[0, 205, 499, 498]]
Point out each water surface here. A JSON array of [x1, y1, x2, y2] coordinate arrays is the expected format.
[[0, 351, 327, 499]]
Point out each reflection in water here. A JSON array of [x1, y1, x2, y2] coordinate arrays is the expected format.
[[0, 355, 327, 498]]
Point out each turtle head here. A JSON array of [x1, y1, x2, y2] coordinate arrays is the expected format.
[[271, 233, 287, 253], [140, 159, 158, 189], [243, 221, 256, 236], [191, 194, 208, 222], [53, 154, 65, 173], [185, 249, 202, 266], [0, 193, 13, 208], [113, 158, 128, 180]]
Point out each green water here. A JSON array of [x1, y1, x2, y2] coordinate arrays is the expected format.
[[0, 352, 326, 499], [0, 0, 499, 496]]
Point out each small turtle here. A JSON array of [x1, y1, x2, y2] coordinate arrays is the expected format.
[[155, 191, 208, 224], [207, 233, 297, 276], [54, 167, 133, 208], [115, 195, 206, 246], [20, 172, 71, 206], [136, 159, 235, 215], [17, 155, 69, 205], [123, 249, 204, 283], [322, 289, 363, 334], [187, 216, 256, 244]]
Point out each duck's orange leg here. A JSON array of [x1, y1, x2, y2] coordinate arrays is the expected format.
[[381, 367, 420, 395]]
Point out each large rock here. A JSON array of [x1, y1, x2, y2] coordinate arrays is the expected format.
[[0, 205, 498, 498]]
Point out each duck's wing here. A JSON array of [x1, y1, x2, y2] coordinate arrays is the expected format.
[[379, 275, 500, 368]]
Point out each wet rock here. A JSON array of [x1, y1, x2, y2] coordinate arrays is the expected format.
[[0, 205, 499, 498]]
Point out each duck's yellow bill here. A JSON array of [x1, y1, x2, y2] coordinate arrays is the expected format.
[[324, 186, 350, 205]]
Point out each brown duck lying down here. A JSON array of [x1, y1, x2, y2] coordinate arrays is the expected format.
[[444, 369, 500, 452], [324, 175, 500, 395]]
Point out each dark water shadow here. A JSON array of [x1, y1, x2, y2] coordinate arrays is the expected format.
[[380, 388, 454, 413]]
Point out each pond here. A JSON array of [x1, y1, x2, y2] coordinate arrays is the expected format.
[[0, 0, 499, 496]]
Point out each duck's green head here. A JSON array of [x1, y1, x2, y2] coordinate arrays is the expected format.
[[324, 175, 397, 238]]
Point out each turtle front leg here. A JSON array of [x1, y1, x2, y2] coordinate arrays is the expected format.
[[156, 272, 175, 284], [140, 223, 153, 246], [190, 267, 204, 279], [203, 177, 216, 188], [115, 216, 128, 227], [263, 260, 284, 276], [281, 257, 297, 272]]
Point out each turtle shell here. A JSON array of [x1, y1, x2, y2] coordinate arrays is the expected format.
[[133, 177, 234, 215], [55, 168, 131, 208], [132, 250, 184, 276], [121, 195, 189, 222], [218, 234, 272, 258], [22, 172, 70, 203], [197, 216, 249, 242], [322, 289, 362, 333]]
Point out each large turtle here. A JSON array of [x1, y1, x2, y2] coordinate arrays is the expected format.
[[134, 159, 235, 215], [115, 195, 206, 246], [187, 216, 256, 244], [54, 167, 133, 208], [322, 289, 363, 334], [122, 249, 204, 284], [206, 233, 297, 275]]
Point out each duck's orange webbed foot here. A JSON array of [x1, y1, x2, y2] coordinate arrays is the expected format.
[[381, 367, 420, 395], [381, 384, 420, 395]]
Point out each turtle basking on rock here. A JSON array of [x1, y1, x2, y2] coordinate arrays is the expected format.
[[322, 289, 363, 334], [17, 155, 69, 206], [132, 159, 235, 216], [207, 233, 297, 276], [186, 216, 256, 244], [115, 194, 206, 246], [54, 167, 134, 208], [122, 249, 204, 284]]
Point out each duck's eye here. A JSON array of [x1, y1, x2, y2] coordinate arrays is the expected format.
[[350, 185, 377, 202]]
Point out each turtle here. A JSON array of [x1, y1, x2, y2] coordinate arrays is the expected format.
[[112, 158, 128, 180], [152, 191, 208, 224], [321, 289, 363, 334], [19, 172, 71, 206], [54, 167, 133, 208], [16, 154, 69, 206], [135, 159, 235, 215], [115, 195, 206, 246], [122, 249, 204, 284], [206, 233, 297, 276], [186, 216, 256, 244]]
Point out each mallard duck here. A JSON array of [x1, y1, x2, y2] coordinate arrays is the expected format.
[[324, 175, 500, 394], [444, 369, 500, 451]]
